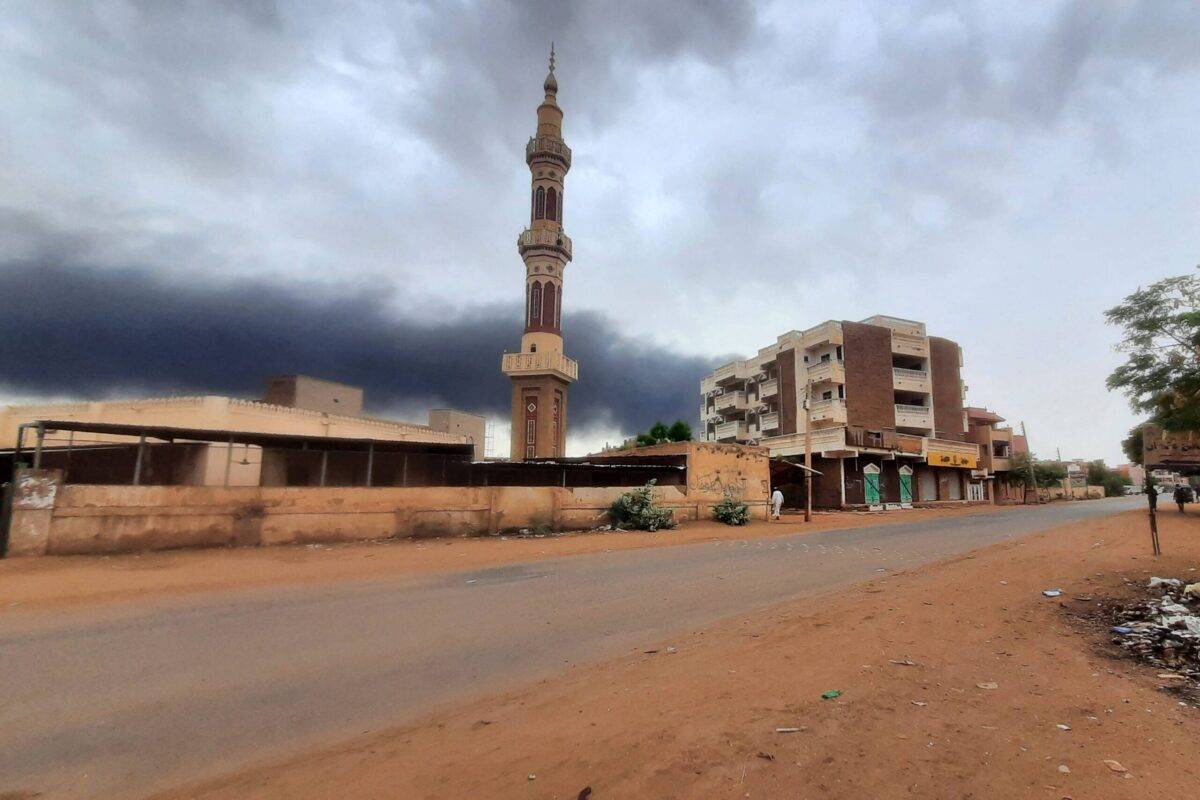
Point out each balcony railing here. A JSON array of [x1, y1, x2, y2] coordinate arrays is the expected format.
[[759, 425, 849, 456], [892, 366, 931, 393], [894, 403, 933, 428], [501, 350, 579, 382], [759, 411, 780, 431], [526, 135, 572, 169], [517, 227, 572, 260], [803, 320, 843, 349], [759, 378, 778, 398], [714, 421, 750, 442], [713, 360, 750, 384], [810, 398, 848, 424], [714, 391, 748, 412], [891, 332, 929, 358], [808, 359, 845, 385]]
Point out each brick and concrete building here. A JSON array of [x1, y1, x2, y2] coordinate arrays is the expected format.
[[965, 406, 1020, 502], [501, 46, 577, 460], [700, 315, 983, 508]]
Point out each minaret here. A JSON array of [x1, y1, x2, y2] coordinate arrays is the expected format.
[[501, 44, 578, 460]]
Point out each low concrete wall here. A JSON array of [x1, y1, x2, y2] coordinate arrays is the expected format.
[[4, 470, 747, 556]]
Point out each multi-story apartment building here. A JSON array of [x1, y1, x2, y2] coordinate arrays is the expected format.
[[700, 315, 983, 508], [965, 406, 1019, 502]]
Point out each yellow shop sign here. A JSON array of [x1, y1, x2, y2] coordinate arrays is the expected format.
[[927, 449, 978, 469]]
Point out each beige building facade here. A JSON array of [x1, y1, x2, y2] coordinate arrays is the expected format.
[[501, 46, 578, 460], [700, 315, 983, 508], [1, 376, 470, 487]]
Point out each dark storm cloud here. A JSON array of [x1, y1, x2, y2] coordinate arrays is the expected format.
[[0, 261, 714, 434]]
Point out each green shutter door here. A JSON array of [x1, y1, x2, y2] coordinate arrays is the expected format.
[[899, 474, 912, 504], [865, 471, 881, 505]]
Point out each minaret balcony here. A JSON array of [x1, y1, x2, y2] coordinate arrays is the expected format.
[[526, 135, 572, 170], [501, 350, 579, 383], [518, 227, 572, 260]]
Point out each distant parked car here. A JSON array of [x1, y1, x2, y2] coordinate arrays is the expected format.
[[1123, 485, 1140, 496]]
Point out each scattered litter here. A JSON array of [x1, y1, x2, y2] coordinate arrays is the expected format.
[[1185, 583, 1200, 599], [911, 701, 927, 707], [1042, 589, 1063, 598], [821, 690, 842, 700], [1109, 575, 1200, 681], [1058, 764, 1071, 774], [471, 719, 493, 729], [876, 568, 887, 573], [1149, 577, 1183, 590], [1158, 673, 1186, 680], [1056, 724, 1071, 731], [577, 787, 592, 800], [889, 658, 918, 667], [775, 727, 805, 734], [527, 773, 537, 781], [756, 751, 775, 761], [665, 646, 678, 654], [1103, 760, 1127, 773], [643, 649, 659, 655], [465, 579, 477, 584], [976, 682, 999, 690]]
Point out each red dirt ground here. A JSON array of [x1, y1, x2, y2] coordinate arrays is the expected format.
[[154, 507, 1200, 800]]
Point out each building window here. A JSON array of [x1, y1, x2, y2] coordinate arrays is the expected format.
[[535, 186, 546, 219], [823, 390, 833, 400], [821, 353, 831, 363], [836, 345, 843, 361], [526, 445, 535, 458], [546, 187, 557, 221], [529, 281, 542, 323], [837, 385, 845, 399], [526, 419, 536, 444], [558, 191, 563, 225], [543, 282, 556, 328]]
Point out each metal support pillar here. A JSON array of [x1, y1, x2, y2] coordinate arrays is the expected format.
[[33, 424, 45, 470], [132, 432, 147, 485], [319, 450, 328, 487], [365, 443, 374, 488], [223, 436, 234, 487]]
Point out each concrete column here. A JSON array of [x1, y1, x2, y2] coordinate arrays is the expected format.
[[5, 469, 62, 557]]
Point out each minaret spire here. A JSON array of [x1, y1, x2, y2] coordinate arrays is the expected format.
[[501, 48, 577, 460]]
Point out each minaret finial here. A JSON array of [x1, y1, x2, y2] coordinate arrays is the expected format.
[[549, 42, 556, 73]]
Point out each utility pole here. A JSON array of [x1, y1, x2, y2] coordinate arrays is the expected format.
[[1021, 421, 1037, 504], [804, 379, 813, 523]]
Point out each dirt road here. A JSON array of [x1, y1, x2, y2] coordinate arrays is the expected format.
[[0, 498, 1139, 799]]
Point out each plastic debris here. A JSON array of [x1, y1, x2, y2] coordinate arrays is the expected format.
[[528, 774, 537, 781], [976, 682, 999, 690], [1056, 724, 1071, 731], [1109, 576, 1200, 680], [911, 701, 927, 707], [1042, 589, 1063, 598], [1149, 577, 1183, 590], [1103, 760, 1127, 773], [821, 690, 842, 700], [1058, 764, 1071, 774], [889, 658, 918, 667], [775, 727, 805, 733], [577, 787, 593, 800], [756, 751, 775, 761]]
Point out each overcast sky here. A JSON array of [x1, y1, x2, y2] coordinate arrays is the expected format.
[[1, 0, 1196, 461]]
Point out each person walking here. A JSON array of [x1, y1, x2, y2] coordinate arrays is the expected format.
[[771, 486, 784, 521], [1174, 484, 1192, 513]]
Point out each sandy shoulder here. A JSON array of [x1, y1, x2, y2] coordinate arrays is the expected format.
[[155, 507, 1200, 800]]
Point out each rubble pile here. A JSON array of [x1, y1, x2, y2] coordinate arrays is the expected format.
[[1110, 577, 1200, 681]]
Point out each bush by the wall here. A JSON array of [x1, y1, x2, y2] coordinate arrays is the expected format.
[[609, 480, 677, 531], [712, 495, 750, 525]]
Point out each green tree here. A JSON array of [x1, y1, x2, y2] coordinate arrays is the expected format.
[[1121, 424, 1145, 465], [1086, 459, 1133, 497], [1006, 453, 1067, 488], [635, 419, 693, 446], [666, 420, 693, 442], [1105, 271, 1200, 432]]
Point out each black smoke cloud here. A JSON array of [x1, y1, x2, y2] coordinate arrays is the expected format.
[[0, 262, 716, 435]]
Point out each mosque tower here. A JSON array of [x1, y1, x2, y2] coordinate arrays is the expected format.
[[500, 45, 578, 460]]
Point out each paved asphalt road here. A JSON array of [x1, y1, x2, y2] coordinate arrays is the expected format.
[[0, 497, 1141, 799]]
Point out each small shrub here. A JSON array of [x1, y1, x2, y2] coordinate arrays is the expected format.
[[609, 480, 677, 531], [712, 494, 750, 526]]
